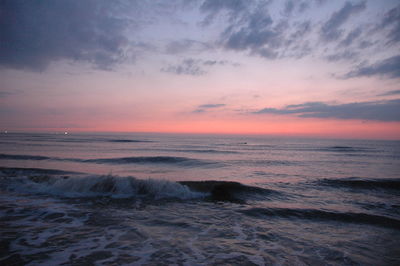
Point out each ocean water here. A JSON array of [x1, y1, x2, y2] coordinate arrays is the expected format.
[[0, 132, 399, 265]]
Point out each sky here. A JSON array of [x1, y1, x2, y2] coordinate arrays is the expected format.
[[0, 0, 399, 139]]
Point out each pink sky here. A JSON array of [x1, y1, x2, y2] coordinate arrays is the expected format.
[[0, 1, 399, 139]]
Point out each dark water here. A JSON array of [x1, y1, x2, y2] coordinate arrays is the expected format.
[[0, 132, 399, 265]]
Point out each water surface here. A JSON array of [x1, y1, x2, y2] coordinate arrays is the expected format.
[[0, 132, 399, 265]]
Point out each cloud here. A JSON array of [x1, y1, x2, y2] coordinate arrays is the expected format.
[[198, 104, 225, 108], [200, 0, 295, 60], [283, 0, 295, 16], [200, 0, 251, 25], [320, 1, 366, 42], [339, 27, 362, 47], [254, 99, 400, 121], [218, 9, 284, 59], [161, 58, 206, 76], [325, 51, 359, 62], [0, 91, 19, 98], [378, 90, 400, 96], [200, 1, 366, 62], [378, 4, 400, 44], [1, 0, 397, 76], [0, 0, 133, 71], [161, 58, 238, 76], [198, 0, 397, 70], [193, 103, 225, 113], [343, 55, 400, 79], [283, 1, 310, 16], [200, 0, 248, 14], [164, 39, 213, 54]]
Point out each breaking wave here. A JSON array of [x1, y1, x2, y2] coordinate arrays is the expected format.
[[1, 173, 204, 200], [0, 167, 280, 202], [179, 180, 284, 202]]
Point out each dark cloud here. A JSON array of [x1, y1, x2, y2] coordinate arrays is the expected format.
[[339, 27, 362, 47], [298, 2, 310, 13], [325, 51, 359, 62], [200, 0, 248, 13], [283, 0, 295, 16], [218, 9, 284, 59], [320, 1, 366, 42], [283, 1, 310, 16], [0, 0, 134, 71], [314, 0, 328, 6], [202, 60, 240, 67], [199, 1, 313, 61], [343, 55, 400, 79], [200, 0, 281, 57], [200, 0, 251, 25], [198, 0, 392, 69], [193, 103, 225, 113], [378, 90, 400, 97], [0, 91, 19, 98], [161, 58, 238, 76], [290, 21, 311, 39], [1, 0, 397, 76], [254, 99, 400, 121], [192, 109, 206, 113], [198, 104, 225, 108], [378, 4, 400, 44]]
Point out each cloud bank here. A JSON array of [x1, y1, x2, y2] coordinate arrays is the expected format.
[[344, 55, 400, 79], [255, 99, 400, 121], [0, 0, 132, 71], [0, 0, 398, 78]]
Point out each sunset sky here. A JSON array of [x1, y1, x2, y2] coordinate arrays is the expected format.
[[1, 0, 399, 139]]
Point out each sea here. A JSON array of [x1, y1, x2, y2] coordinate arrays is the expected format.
[[0, 132, 399, 265]]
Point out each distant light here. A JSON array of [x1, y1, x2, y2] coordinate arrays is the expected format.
[[64, 132, 68, 135], [4, 131, 7, 134]]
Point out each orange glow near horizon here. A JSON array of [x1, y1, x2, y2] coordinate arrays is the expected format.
[[20, 115, 400, 140]]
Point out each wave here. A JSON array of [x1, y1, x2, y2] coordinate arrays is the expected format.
[[0, 167, 280, 202], [84, 156, 215, 167], [1, 173, 204, 200], [108, 139, 152, 143], [179, 180, 283, 202], [0, 166, 79, 176], [229, 159, 295, 167], [324, 146, 375, 153], [0, 153, 216, 167], [318, 177, 400, 191], [119, 148, 238, 154], [3, 134, 153, 144], [240, 207, 400, 230], [0, 154, 52, 161], [171, 149, 238, 154]]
